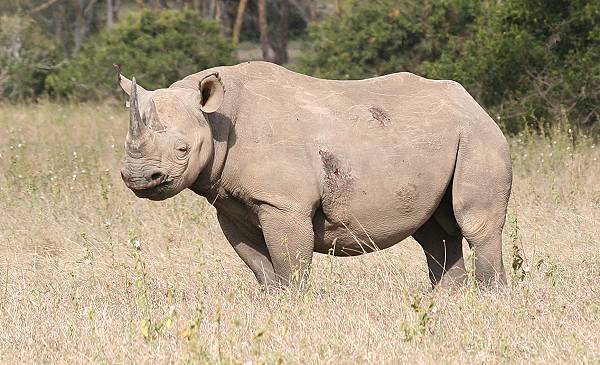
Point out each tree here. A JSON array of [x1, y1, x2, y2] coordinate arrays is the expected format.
[[257, 0, 269, 60], [73, 0, 99, 52], [270, 0, 289, 64], [0, 14, 58, 100], [106, 0, 120, 27], [232, 0, 247, 45], [307, 0, 316, 22]]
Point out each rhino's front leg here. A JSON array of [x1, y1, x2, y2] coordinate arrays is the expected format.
[[217, 213, 278, 286], [258, 204, 315, 287]]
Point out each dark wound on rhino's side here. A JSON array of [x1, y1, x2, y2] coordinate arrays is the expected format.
[[318, 149, 355, 225]]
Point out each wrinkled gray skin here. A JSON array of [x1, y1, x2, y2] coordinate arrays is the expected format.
[[119, 61, 512, 289]]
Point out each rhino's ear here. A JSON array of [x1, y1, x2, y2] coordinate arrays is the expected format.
[[118, 73, 147, 97], [198, 73, 224, 114]]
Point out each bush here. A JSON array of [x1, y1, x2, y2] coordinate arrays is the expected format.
[[46, 10, 236, 100], [0, 15, 58, 101], [296, 0, 478, 79], [423, 0, 600, 133]]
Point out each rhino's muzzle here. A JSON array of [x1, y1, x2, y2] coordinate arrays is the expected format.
[[121, 167, 171, 193]]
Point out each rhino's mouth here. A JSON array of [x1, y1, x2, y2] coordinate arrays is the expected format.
[[131, 177, 175, 200]]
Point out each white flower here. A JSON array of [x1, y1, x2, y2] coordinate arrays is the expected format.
[[132, 239, 141, 250]]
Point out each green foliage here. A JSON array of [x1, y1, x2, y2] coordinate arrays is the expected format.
[[424, 0, 600, 133], [0, 15, 58, 101], [297, 0, 478, 79], [46, 10, 236, 100]]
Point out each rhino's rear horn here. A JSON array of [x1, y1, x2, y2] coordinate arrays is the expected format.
[[147, 100, 166, 131]]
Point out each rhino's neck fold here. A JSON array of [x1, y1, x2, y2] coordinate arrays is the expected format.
[[189, 109, 235, 201]]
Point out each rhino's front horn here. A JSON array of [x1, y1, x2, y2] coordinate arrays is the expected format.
[[128, 77, 147, 141]]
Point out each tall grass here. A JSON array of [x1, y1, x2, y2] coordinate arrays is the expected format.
[[0, 102, 599, 364]]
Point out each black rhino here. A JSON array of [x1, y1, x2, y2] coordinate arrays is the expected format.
[[119, 61, 512, 289]]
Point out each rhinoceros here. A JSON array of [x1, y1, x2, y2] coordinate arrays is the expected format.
[[118, 61, 512, 289]]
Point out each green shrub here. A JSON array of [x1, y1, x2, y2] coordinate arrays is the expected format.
[[46, 10, 236, 100], [423, 0, 600, 133], [0, 15, 58, 101], [296, 0, 478, 79]]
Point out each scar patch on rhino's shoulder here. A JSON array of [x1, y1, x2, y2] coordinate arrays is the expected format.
[[318, 149, 355, 224], [368, 106, 391, 127]]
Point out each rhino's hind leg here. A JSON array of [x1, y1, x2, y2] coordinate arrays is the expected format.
[[452, 131, 512, 288], [413, 217, 467, 288]]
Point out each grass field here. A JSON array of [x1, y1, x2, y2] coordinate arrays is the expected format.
[[0, 102, 599, 364]]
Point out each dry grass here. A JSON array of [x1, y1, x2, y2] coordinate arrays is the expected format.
[[0, 101, 599, 364]]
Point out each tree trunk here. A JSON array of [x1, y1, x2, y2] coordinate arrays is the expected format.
[[258, 0, 269, 61], [54, 2, 69, 57], [215, 0, 224, 36], [232, 0, 247, 46], [107, 0, 113, 27], [106, 0, 119, 27], [74, 0, 98, 52], [308, 0, 317, 22], [74, 0, 85, 52], [272, 0, 289, 64], [113, 0, 120, 22]]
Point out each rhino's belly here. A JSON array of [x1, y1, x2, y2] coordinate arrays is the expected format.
[[312, 149, 455, 256], [312, 183, 443, 256]]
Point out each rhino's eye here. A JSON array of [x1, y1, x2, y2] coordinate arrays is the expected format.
[[176, 145, 189, 158]]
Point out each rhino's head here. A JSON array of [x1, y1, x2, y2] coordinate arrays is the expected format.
[[118, 73, 224, 201]]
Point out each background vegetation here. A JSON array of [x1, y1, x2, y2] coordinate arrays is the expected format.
[[0, 0, 598, 133]]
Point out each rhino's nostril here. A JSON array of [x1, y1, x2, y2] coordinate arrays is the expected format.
[[150, 172, 163, 181]]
